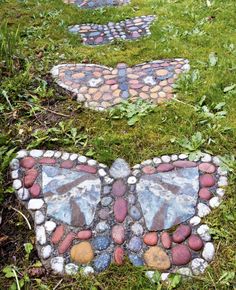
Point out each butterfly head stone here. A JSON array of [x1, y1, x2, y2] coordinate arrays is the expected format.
[[51, 59, 190, 111], [11, 150, 226, 276]]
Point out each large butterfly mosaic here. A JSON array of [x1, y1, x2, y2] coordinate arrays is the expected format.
[[11, 150, 227, 276], [51, 59, 190, 110], [63, 0, 130, 9]]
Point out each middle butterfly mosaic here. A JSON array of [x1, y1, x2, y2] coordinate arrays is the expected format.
[[51, 59, 190, 110]]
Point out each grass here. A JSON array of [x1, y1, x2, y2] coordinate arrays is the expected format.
[[0, 0, 236, 289]]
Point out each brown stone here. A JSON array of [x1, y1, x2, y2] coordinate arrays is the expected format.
[[173, 161, 197, 168], [51, 225, 65, 244], [144, 246, 171, 270], [143, 232, 158, 246], [77, 230, 92, 240], [61, 160, 73, 169], [70, 242, 94, 264], [114, 247, 124, 265], [58, 232, 75, 254], [142, 166, 156, 174], [156, 163, 174, 172], [172, 244, 191, 266], [76, 165, 97, 174], [188, 235, 204, 251], [20, 157, 35, 169]]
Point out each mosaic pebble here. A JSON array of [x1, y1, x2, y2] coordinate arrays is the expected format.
[[93, 253, 111, 272], [71, 241, 94, 264], [199, 188, 213, 200], [36, 226, 46, 245], [41, 245, 52, 259], [161, 232, 172, 249], [202, 242, 215, 262], [44, 221, 57, 233], [114, 247, 125, 265], [191, 258, 208, 275], [112, 225, 125, 244], [29, 150, 43, 158], [172, 225, 191, 243], [128, 236, 142, 252], [28, 199, 44, 210], [35, 210, 45, 225], [65, 263, 79, 275], [129, 206, 141, 220], [110, 158, 131, 179], [77, 230, 92, 240], [51, 257, 64, 274], [172, 245, 191, 266], [92, 236, 110, 250], [197, 225, 211, 242], [188, 235, 203, 251], [114, 198, 128, 222], [112, 179, 127, 197], [52, 225, 65, 244], [131, 223, 143, 236], [144, 246, 171, 270], [197, 203, 211, 217], [129, 254, 144, 266], [143, 232, 158, 246], [17, 188, 29, 200]]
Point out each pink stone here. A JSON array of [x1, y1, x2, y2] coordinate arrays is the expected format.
[[77, 230, 92, 240], [188, 235, 204, 251], [95, 37, 103, 44], [39, 157, 56, 164], [142, 166, 156, 174], [58, 232, 75, 254], [156, 163, 174, 172], [51, 225, 65, 244], [130, 83, 143, 89], [172, 225, 191, 243], [106, 79, 117, 85], [143, 232, 158, 246], [112, 225, 125, 244], [112, 179, 127, 197], [61, 160, 73, 169], [161, 232, 172, 249], [20, 157, 35, 169], [172, 244, 191, 265], [76, 165, 97, 174], [24, 169, 38, 188], [198, 163, 216, 174], [200, 174, 215, 187], [114, 198, 128, 223], [114, 247, 125, 265], [173, 161, 197, 168], [29, 183, 41, 197], [199, 188, 213, 200]]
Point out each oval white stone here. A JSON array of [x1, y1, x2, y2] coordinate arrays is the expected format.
[[61, 152, 69, 160], [44, 221, 57, 233], [36, 226, 46, 245], [30, 150, 44, 158], [65, 263, 79, 275], [189, 216, 201, 226], [197, 203, 211, 217], [41, 245, 52, 259], [13, 179, 22, 190], [43, 150, 54, 157], [78, 155, 87, 163], [127, 176, 137, 184], [17, 188, 30, 201], [161, 155, 171, 163], [82, 266, 94, 275], [51, 257, 64, 274], [191, 258, 208, 275], [197, 225, 211, 241], [28, 199, 44, 210], [11, 170, 19, 179], [209, 196, 221, 208], [98, 169, 107, 177], [35, 210, 45, 225], [202, 242, 215, 262], [16, 150, 28, 159]]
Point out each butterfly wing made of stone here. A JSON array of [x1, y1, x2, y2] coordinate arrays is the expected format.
[[11, 150, 227, 275], [64, 0, 130, 9], [51, 59, 190, 111]]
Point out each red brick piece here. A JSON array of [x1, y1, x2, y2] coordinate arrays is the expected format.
[[76, 165, 97, 174], [58, 232, 75, 254], [61, 160, 73, 169], [77, 230, 92, 240], [20, 157, 36, 169], [143, 232, 158, 246], [114, 247, 125, 265], [39, 158, 56, 164]]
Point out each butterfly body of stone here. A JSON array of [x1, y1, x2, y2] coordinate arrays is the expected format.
[[11, 150, 225, 275], [51, 59, 190, 111]]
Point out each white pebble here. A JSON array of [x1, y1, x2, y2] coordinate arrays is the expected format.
[[54, 151, 62, 158], [104, 176, 113, 184], [216, 188, 225, 197], [13, 179, 22, 190], [65, 263, 79, 275], [213, 156, 220, 166], [28, 199, 44, 210], [179, 153, 188, 159], [36, 226, 46, 245], [197, 225, 211, 241], [131, 223, 143, 236], [78, 155, 87, 163], [189, 216, 201, 226], [98, 169, 107, 177], [10, 159, 19, 170], [17, 188, 30, 200], [41, 245, 52, 259], [133, 164, 141, 169], [197, 203, 211, 217], [82, 266, 94, 275], [96, 221, 109, 233], [209, 196, 221, 208], [202, 242, 215, 262], [133, 169, 141, 177], [218, 176, 228, 187], [145, 271, 155, 282], [171, 154, 178, 161], [11, 170, 19, 179], [51, 257, 64, 274], [87, 159, 97, 166], [161, 273, 170, 281], [153, 157, 162, 164], [44, 221, 57, 233], [61, 152, 69, 160], [16, 150, 28, 159], [141, 159, 152, 166], [70, 153, 78, 161], [30, 150, 44, 158], [35, 210, 45, 225], [177, 267, 192, 276], [43, 150, 54, 158], [99, 163, 107, 168], [191, 258, 208, 275], [201, 153, 212, 162], [161, 155, 171, 163], [128, 176, 137, 184]]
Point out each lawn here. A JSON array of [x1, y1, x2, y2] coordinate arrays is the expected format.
[[0, 0, 236, 289]]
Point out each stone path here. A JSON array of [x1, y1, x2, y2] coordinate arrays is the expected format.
[[51, 59, 190, 110], [64, 0, 130, 9], [11, 150, 227, 276], [69, 16, 155, 46]]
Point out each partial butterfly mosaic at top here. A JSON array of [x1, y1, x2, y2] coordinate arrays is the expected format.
[[64, 0, 130, 9], [69, 16, 155, 46], [10, 150, 228, 276], [51, 59, 190, 111]]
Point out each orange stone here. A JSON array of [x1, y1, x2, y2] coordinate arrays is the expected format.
[[71, 242, 94, 264]]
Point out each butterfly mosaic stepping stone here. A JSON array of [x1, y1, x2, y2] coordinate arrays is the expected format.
[[51, 59, 190, 110], [69, 16, 155, 46], [11, 150, 228, 276], [64, 0, 130, 9]]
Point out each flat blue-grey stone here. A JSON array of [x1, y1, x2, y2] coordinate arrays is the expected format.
[[109, 158, 131, 179], [42, 166, 101, 227], [93, 253, 111, 272], [92, 236, 110, 250], [136, 168, 199, 231], [128, 236, 142, 252], [129, 254, 144, 266]]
